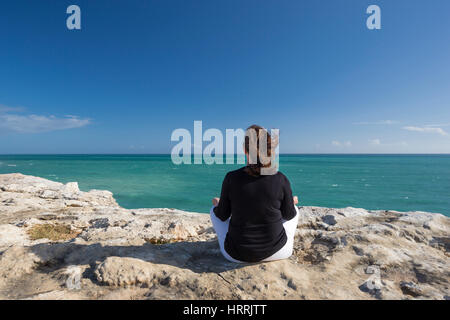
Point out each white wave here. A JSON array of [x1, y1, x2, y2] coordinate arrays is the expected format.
[[7, 164, 17, 167]]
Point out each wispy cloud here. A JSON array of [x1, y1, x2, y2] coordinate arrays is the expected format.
[[0, 104, 25, 113], [368, 139, 407, 147], [353, 120, 399, 125], [402, 126, 448, 136], [332, 140, 352, 147], [424, 123, 450, 128], [0, 106, 91, 134], [129, 145, 145, 150]]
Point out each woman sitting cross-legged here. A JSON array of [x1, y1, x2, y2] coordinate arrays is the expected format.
[[210, 125, 299, 263]]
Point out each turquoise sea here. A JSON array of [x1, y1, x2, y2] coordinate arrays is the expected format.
[[0, 154, 449, 216]]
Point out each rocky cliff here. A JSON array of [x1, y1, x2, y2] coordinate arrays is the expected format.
[[0, 173, 448, 300]]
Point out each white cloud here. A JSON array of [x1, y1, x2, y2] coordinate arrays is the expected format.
[[332, 140, 352, 147], [0, 104, 25, 113], [0, 111, 91, 134], [368, 139, 407, 147], [354, 120, 399, 125], [402, 126, 448, 136], [425, 123, 450, 128], [129, 145, 145, 150]]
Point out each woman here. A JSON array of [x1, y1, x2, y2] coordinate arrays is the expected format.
[[210, 125, 299, 263]]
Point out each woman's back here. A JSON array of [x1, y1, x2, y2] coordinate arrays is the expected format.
[[213, 167, 297, 262]]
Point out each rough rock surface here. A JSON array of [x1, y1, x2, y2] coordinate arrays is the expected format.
[[0, 173, 449, 300]]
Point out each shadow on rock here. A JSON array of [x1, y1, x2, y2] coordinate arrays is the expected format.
[[29, 240, 248, 276]]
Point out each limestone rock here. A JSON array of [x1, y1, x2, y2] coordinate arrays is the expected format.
[[95, 256, 180, 287], [322, 215, 337, 226], [400, 281, 423, 297], [0, 173, 449, 300], [62, 182, 80, 200]]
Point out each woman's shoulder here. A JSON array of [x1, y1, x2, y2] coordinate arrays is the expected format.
[[222, 167, 244, 180], [275, 170, 290, 183]]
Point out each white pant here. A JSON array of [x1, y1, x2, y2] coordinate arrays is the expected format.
[[209, 206, 299, 263]]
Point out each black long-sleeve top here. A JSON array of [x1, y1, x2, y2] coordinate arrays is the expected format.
[[213, 167, 297, 262]]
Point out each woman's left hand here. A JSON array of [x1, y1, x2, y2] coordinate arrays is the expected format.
[[212, 197, 220, 206]]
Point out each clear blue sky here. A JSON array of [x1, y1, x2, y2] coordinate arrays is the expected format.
[[1, 0, 449, 154]]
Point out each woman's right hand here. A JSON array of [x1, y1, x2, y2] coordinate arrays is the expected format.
[[293, 196, 299, 205], [212, 197, 220, 207]]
